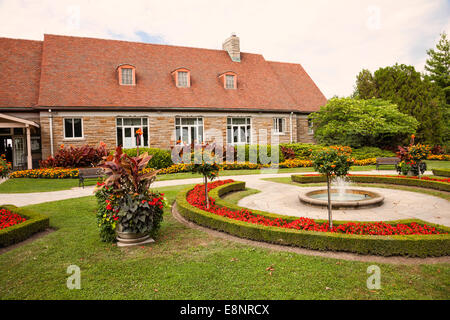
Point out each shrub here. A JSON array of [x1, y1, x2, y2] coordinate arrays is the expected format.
[[351, 147, 396, 160], [291, 174, 450, 192], [121, 147, 173, 169], [235, 144, 285, 164], [0, 154, 12, 178], [432, 169, 450, 177], [177, 181, 450, 257], [279, 143, 324, 159], [0, 205, 49, 247], [40, 143, 108, 168]]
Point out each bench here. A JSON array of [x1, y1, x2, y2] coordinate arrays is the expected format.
[[78, 167, 104, 188], [376, 157, 400, 170]]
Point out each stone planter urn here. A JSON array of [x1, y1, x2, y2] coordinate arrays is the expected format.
[[116, 223, 154, 247]]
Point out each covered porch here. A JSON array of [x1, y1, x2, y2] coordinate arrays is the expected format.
[[0, 113, 40, 170]]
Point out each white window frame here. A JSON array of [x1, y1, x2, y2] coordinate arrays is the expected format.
[[227, 117, 251, 145], [63, 118, 84, 140], [273, 117, 286, 134], [308, 119, 314, 135], [225, 74, 235, 89], [121, 68, 133, 85], [177, 71, 189, 88], [116, 117, 149, 148], [175, 117, 204, 145]]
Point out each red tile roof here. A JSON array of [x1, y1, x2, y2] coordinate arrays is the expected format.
[[0, 38, 42, 108], [0, 34, 327, 112]]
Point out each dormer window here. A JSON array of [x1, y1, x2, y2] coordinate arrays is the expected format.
[[117, 64, 136, 85], [219, 71, 237, 89], [172, 68, 191, 88]]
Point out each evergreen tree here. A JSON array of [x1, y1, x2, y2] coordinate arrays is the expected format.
[[354, 69, 377, 99], [425, 32, 450, 144]]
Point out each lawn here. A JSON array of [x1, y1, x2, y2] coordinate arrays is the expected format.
[[0, 184, 448, 300]]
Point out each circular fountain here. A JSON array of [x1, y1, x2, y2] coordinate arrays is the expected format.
[[298, 188, 384, 209]]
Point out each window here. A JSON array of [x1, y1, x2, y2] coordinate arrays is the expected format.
[[121, 68, 133, 85], [227, 117, 251, 144], [177, 71, 189, 87], [64, 118, 83, 139], [308, 119, 314, 135], [225, 74, 235, 89], [273, 118, 286, 134], [175, 117, 203, 144], [116, 118, 149, 148]]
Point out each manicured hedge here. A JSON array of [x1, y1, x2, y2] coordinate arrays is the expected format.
[[432, 169, 450, 177], [291, 174, 450, 192], [0, 205, 50, 247], [120, 148, 173, 169], [176, 182, 450, 257]]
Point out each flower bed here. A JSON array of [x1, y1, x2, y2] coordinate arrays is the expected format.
[[291, 174, 450, 192], [9, 168, 79, 179], [0, 205, 49, 247], [176, 181, 450, 257], [427, 154, 450, 161], [0, 208, 26, 230]]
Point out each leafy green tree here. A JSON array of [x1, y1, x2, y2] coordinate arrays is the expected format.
[[309, 98, 418, 148], [353, 69, 377, 98], [354, 64, 445, 144], [425, 32, 450, 144]]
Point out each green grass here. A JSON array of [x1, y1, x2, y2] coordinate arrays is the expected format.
[[221, 188, 261, 205], [0, 184, 449, 299], [425, 160, 450, 170], [0, 178, 98, 193], [263, 177, 450, 201]]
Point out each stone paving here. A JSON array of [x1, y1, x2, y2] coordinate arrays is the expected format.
[[0, 169, 449, 227]]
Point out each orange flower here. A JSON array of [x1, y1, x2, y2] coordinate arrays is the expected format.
[[136, 128, 143, 136], [60, 144, 64, 149]]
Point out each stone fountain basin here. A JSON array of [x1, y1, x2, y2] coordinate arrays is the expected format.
[[298, 188, 384, 209]]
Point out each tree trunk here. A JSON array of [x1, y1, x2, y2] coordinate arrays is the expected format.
[[327, 174, 333, 229], [204, 175, 209, 209]]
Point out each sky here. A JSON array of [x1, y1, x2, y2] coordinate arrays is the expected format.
[[0, 0, 449, 98]]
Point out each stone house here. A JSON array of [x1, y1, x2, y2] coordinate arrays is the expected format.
[[0, 33, 327, 169]]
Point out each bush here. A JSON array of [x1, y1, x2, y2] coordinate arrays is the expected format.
[[234, 145, 285, 164], [0, 154, 12, 178], [432, 169, 450, 177], [351, 147, 396, 160], [121, 148, 173, 169], [0, 205, 49, 247], [291, 174, 450, 192], [40, 143, 108, 168], [280, 143, 324, 159], [176, 182, 450, 257]]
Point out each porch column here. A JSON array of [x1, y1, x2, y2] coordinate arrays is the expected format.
[[26, 125, 32, 169]]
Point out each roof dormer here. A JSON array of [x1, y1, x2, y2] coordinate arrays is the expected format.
[[171, 68, 191, 88], [218, 71, 237, 89], [117, 64, 136, 85]]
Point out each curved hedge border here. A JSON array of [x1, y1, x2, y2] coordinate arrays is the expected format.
[[432, 169, 450, 178], [291, 174, 450, 192], [176, 181, 450, 257], [0, 205, 50, 247]]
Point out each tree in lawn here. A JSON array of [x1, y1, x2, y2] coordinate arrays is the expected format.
[[191, 146, 220, 209], [354, 64, 445, 144], [425, 32, 450, 143], [309, 97, 418, 148], [312, 147, 352, 229]]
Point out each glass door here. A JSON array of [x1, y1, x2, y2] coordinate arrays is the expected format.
[[13, 137, 25, 168]]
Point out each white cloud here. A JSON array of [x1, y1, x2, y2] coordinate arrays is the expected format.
[[0, 0, 448, 98]]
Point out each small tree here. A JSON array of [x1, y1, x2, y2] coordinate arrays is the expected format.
[[312, 147, 352, 228], [191, 147, 220, 209]]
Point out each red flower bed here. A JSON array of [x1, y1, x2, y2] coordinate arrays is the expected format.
[[0, 208, 27, 230], [187, 180, 445, 236], [301, 173, 450, 183]]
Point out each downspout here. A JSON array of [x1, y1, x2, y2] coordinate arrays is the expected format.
[[289, 112, 293, 143], [48, 109, 54, 157]]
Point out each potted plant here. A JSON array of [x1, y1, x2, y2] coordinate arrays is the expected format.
[[0, 154, 12, 179], [396, 135, 430, 177], [311, 146, 352, 228], [97, 146, 165, 246]]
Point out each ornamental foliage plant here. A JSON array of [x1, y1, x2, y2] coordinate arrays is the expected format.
[[96, 146, 165, 238], [396, 137, 431, 176], [0, 154, 11, 178], [312, 147, 353, 228], [40, 142, 108, 168]]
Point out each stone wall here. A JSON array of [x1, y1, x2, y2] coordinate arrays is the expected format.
[[296, 114, 315, 144]]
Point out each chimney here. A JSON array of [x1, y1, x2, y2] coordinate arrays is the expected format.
[[222, 33, 240, 62]]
